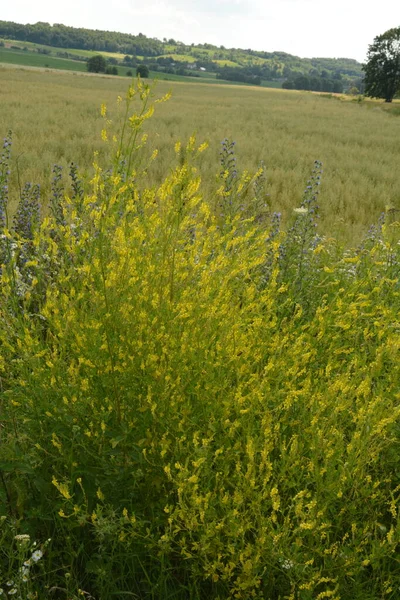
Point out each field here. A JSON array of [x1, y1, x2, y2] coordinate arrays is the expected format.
[[1, 68, 400, 600], [1, 66, 399, 242], [0, 47, 89, 71], [0, 46, 272, 87]]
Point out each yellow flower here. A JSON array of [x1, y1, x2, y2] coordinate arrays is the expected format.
[[197, 142, 209, 153], [52, 477, 72, 500]]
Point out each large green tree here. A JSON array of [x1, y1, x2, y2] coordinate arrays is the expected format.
[[363, 27, 400, 102], [136, 64, 149, 78], [87, 54, 106, 73]]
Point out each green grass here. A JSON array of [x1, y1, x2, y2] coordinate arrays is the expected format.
[[160, 52, 199, 63], [0, 39, 284, 89], [261, 79, 284, 88], [214, 58, 240, 67], [0, 37, 127, 60], [0, 44, 266, 88], [0, 47, 88, 71]]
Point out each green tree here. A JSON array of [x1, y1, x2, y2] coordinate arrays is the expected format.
[[105, 65, 118, 75], [363, 27, 400, 102], [136, 64, 149, 78], [87, 54, 106, 73]]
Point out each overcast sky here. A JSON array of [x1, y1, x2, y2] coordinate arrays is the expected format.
[[2, 1, 400, 62]]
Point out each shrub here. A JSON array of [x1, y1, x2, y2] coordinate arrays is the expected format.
[[0, 79, 400, 600], [136, 63, 149, 77], [105, 65, 118, 75], [87, 54, 106, 73]]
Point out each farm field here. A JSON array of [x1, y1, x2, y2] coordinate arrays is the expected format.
[[1, 67, 400, 600], [0, 46, 89, 71], [0, 65, 399, 242], [0, 46, 272, 86]]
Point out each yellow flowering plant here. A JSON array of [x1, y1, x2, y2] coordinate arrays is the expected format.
[[0, 79, 399, 599]]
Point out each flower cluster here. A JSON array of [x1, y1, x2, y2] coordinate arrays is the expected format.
[[0, 530, 50, 600], [0, 80, 399, 600]]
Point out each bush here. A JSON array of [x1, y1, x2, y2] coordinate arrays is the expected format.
[[105, 65, 118, 75], [87, 54, 106, 73], [136, 63, 149, 77], [0, 79, 400, 600]]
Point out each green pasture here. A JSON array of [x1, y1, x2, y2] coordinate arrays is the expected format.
[[0, 47, 88, 71], [0, 37, 127, 60]]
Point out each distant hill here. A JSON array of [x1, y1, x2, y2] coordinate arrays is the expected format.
[[0, 20, 364, 91]]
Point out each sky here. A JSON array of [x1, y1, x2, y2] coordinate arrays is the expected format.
[[2, 1, 400, 62]]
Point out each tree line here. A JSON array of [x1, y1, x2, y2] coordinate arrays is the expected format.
[[0, 20, 363, 87], [282, 74, 344, 93], [0, 20, 164, 56]]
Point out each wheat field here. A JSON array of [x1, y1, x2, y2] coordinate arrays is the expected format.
[[1, 64, 399, 242]]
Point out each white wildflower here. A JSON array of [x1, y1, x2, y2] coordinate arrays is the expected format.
[[14, 534, 30, 543], [31, 549, 43, 562], [293, 207, 307, 215], [281, 559, 294, 570], [8, 589, 17, 596]]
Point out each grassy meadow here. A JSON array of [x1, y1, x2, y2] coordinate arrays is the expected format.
[[1, 69, 400, 600]]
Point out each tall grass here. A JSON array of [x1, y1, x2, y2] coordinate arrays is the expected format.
[[1, 66, 399, 243], [1, 78, 400, 600]]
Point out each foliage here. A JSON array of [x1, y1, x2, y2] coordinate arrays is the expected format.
[[216, 66, 261, 85], [363, 27, 400, 102], [0, 20, 164, 56], [136, 63, 149, 78], [0, 78, 400, 599], [282, 74, 343, 93], [0, 19, 364, 88], [0, 521, 50, 600], [87, 54, 106, 74], [105, 65, 118, 76]]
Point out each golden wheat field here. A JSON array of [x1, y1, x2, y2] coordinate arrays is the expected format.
[[1, 64, 399, 242]]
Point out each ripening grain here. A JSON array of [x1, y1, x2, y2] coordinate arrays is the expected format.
[[1, 65, 399, 242]]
